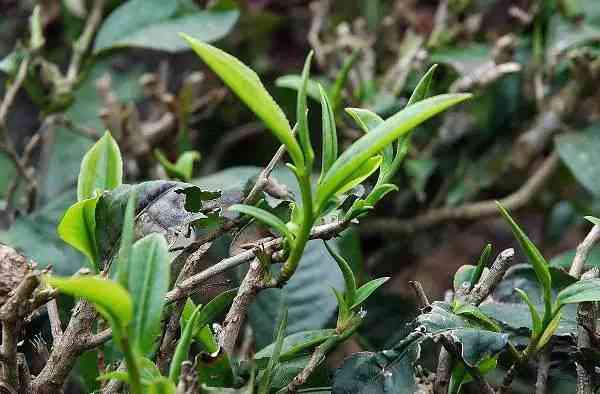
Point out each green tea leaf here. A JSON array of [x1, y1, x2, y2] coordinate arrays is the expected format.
[[319, 84, 338, 182], [330, 50, 359, 109], [57, 197, 99, 270], [316, 94, 470, 212], [255, 329, 336, 362], [297, 51, 315, 167], [77, 131, 123, 201], [536, 310, 562, 350], [406, 64, 438, 106], [275, 75, 322, 101], [170, 303, 202, 383], [129, 234, 170, 355], [229, 204, 293, 240], [146, 377, 177, 394], [453, 303, 501, 332], [324, 241, 356, 305], [181, 35, 302, 167], [496, 202, 553, 322], [116, 191, 137, 288], [335, 155, 383, 197], [154, 150, 201, 181], [351, 277, 390, 310], [514, 288, 542, 336], [584, 216, 600, 226], [470, 244, 492, 290], [181, 289, 237, 337], [46, 276, 132, 337], [258, 306, 288, 394], [555, 278, 600, 306]]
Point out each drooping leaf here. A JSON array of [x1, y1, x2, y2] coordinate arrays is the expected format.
[[77, 131, 123, 201], [94, 0, 238, 53], [229, 204, 293, 240], [181, 35, 302, 167], [45, 276, 132, 340], [129, 234, 170, 355], [57, 197, 100, 270], [496, 202, 553, 322], [319, 84, 338, 182], [316, 94, 470, 212], [514, 288, 543, 336], [351, 277, 390, 310], [254, 329, 336, 363]]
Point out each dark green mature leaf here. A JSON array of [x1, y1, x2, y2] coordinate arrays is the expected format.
[[196, 348, 235, 388], [556, 278, 600, 306], [229, 204, 293, 240], [181, 289, 237, 336], [449, 328, 508, 367], [332, 346, 418, 393], [351, 277, 390, 310], [77, 131, 122, 201], [46, 276, 132, 339], [319, 84, 338, 182], [255, 329, 336, 362], [316, 94, 470, 212], [496, 202, 553, 321], [453, 265, 477, 292], [182, 35, 303, 167], [556, 126, 600, 196], [57, 197, 99, 270], [95, 181, 218, 261], [129, 234, 170, 355], [95, 0, 237, 53]]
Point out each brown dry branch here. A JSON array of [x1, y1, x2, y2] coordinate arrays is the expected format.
[[362, 151, 559, 236]]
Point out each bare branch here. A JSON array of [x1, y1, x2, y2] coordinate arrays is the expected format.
[[569, 225, 600, 278]]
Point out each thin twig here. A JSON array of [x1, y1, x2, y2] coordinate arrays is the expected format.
[[46, 298, 63, 343], [467, 248, 515, 305], [363, 151, 559, 235], [569, 225, 600, 278]]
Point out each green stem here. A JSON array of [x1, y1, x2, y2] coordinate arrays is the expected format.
[[121, 336, 142, 394], [277, 172, 314, 284]]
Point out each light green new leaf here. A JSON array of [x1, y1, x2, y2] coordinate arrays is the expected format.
[[154, 150, 201, 181], [170, 303, 202, 383], [344, 108, 393, 175], [335, 155, 383, 197], [116, 191, 137, 288], [229, 204, 293, 240], [407, 64, 438, 106], [319, 84, 338, 182], [297, 51, 315, 166], [350, 277, 389, 310], [258, 306, 288, 394], [324, 241, 356, 305], [496, 202, 553, 323], [181, 289, 237, 337], [515, 288, 542, 336], [57, 197, 99, 270], [555, 278, 600, 306], [255, 329, 336, 362], [129, 234, 170, 355], [181, 34, 302, 167], [46, 276, 132, 337], [365, 183, 399, 206], [536, 310, 562, 350], [77, 131, 123, 201], [316, 94, 470, 212], [147, 377, 177, 394]]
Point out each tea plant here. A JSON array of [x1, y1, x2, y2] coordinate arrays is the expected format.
[[0, 33, 468, 393]]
